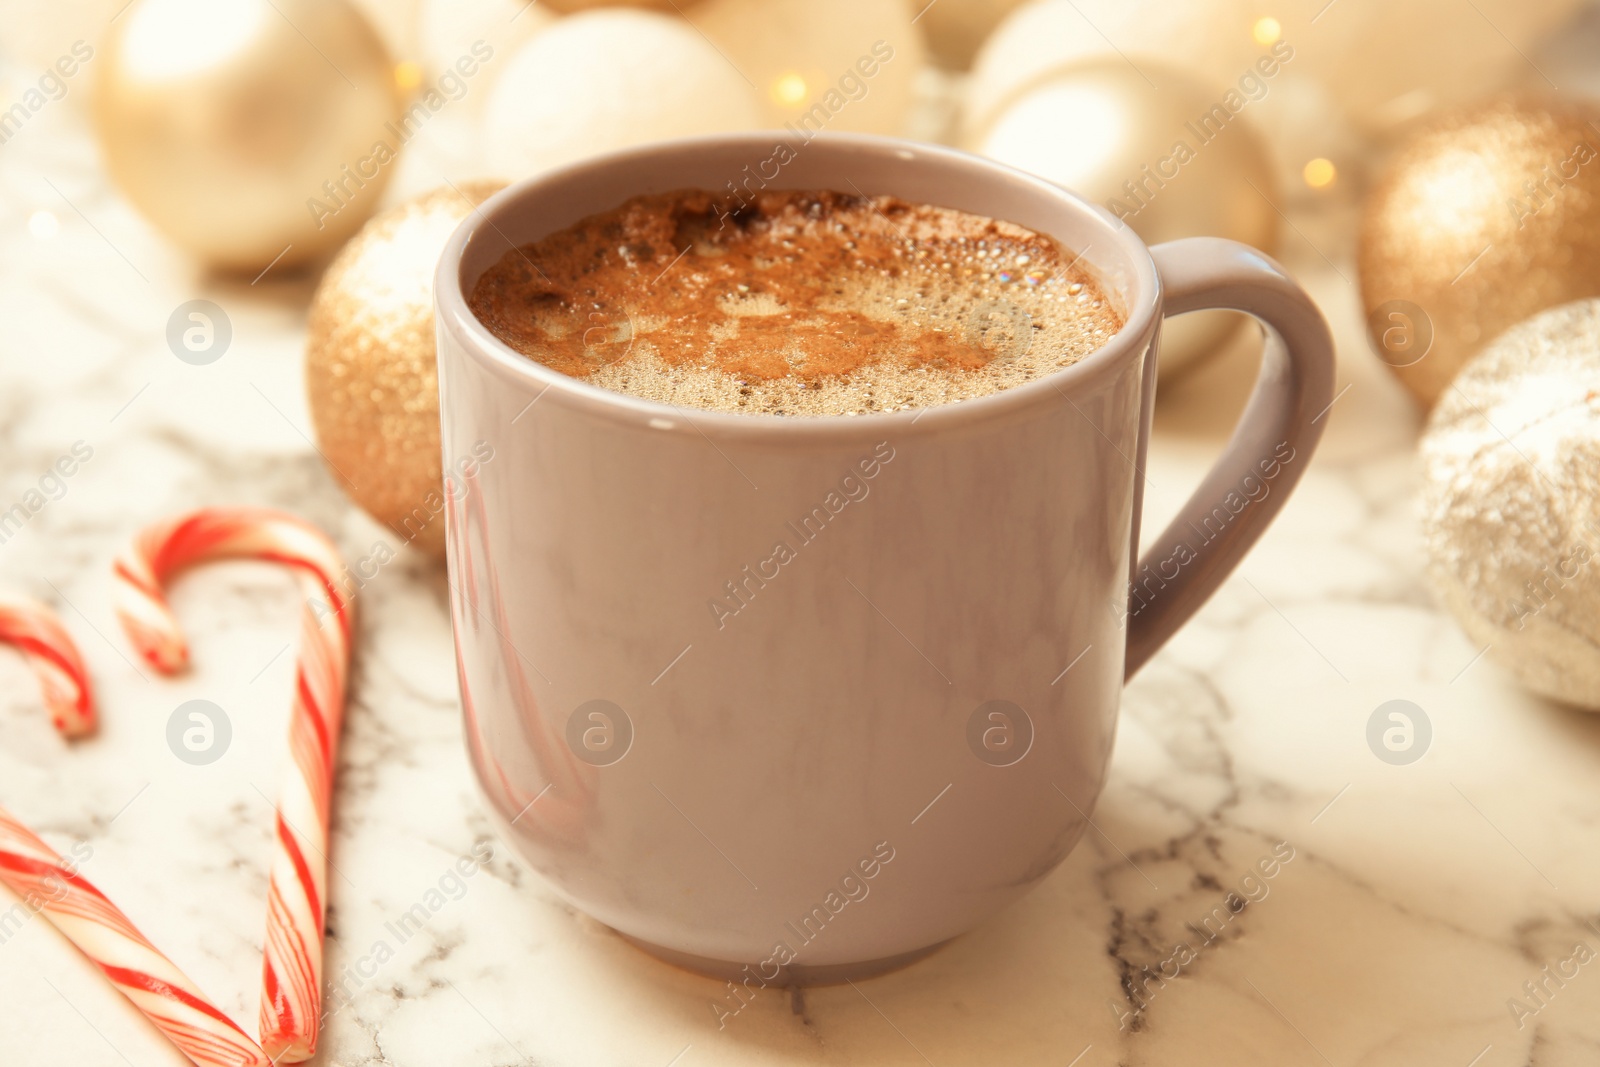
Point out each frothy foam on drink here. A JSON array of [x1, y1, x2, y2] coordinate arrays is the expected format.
[[468, 189, 1124, 416]]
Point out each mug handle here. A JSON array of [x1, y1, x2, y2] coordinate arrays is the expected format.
[[1124, 237, 1336, 680]]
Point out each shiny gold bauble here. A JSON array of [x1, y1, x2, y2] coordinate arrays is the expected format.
[[1359, 94, 1600, 408], [970, 58, 1279, 375], [306, 181, 506, 555], [1421, 299, 1600, 710], [94, 0, 403, 271]]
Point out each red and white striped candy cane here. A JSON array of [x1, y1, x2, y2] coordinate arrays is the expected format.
[[113, 509, 354, 1063], [0, 599, 270, 1067], [0, 812, 270, 1067], [0, 596, 94, 737]]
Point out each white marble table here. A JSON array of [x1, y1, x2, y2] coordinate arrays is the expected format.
[[4, 49, 1600, 1067]]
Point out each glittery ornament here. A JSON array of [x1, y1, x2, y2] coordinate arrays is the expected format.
[[306, 181, 506, 556], [94, 0, 403, 271], [1359, 94, 1600, 408], [1421, 299, 1600, 710], [970, 57, 1279, 375]]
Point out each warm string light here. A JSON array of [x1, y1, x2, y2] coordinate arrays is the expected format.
[[394, 60, 422, 92], [1252, 16, 1282, 46], [1303, 157, 1338, 189], [770, 72, 809, 107]]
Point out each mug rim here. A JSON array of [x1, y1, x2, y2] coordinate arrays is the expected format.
[[435, 132, 1162, 441]]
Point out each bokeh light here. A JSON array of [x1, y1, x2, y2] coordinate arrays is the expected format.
[[770, 72, 809, 107], [1303, 157, 1338, 189]]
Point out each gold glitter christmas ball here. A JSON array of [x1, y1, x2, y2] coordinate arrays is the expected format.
[[1421, 299, 1600, 710], [95, 0, 403, 271], [306, 181, 506, 556], [1359, 94, 1600, 408]]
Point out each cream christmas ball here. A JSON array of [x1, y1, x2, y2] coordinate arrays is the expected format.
[[964, 0, 1260, 142], [417, 0, 555, 88], [484, 10, 762, 178], [543, 0, 685, 9], [348, 0, 419, 61], [1244, 71, 1367, 203], [918, 0, 1030, 69], [695, 0, 925, 135], [1421, 299, 1600, 709], [966, 0, 1581, 140], [5, 0, 121, 71], [973, 58, 1278, 374], [95, 0, 403, 271], [965, 0, 1366, 199], [1270, 0, 1583, 134]]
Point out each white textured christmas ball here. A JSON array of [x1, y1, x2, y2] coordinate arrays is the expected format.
[[1422, 299, 1600, 709], [484, 10, 762, 178], [695, 0, 925, 135]]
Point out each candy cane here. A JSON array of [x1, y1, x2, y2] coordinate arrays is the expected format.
[[113, 509, 354, 1063], [0, 601, 269, 1067], [0, 596, 94, 737], [0, 812, 270, 1067]]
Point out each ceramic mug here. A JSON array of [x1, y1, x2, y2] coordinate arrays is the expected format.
[[435, 133, 1334, 983]]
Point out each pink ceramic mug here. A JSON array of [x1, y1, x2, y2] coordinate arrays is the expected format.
[[435, 133, 1334, 983]]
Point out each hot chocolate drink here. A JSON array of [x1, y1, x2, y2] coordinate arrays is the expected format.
[[468, 189, 1123, 416]]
